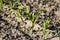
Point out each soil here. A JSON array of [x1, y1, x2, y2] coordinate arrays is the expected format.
[[0, 0, 60, 40]]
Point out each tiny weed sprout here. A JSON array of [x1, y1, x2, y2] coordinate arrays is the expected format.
[[42, 18, 49, 39], [25, 6, 43, 32], [17, 4, 24, 22]]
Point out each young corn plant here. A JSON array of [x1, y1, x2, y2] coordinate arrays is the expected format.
[[42, 18, 49, 39], [9, 0, 18, 15], [25, 6, 42, 31], [17, 4, 24, 22], [42, 18, 57, 40], [10, 0, 17, 9]]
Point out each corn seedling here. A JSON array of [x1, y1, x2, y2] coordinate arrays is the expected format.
[[9, 1, 18, 15], [42, 18, 55, 39], [17, 4, 24, 22], [30, 10, 43, 31], [10, 1, 17, 9], [42, 18, 49, 39], [42, 18, 56, 39], [25, 6, 42, 31], [9, 1, 14, 15]]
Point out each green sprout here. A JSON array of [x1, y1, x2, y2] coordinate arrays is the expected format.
[[0, 0, 3, 10], [10, 1, 17, 9], [42, 18, 58, 39], [9, 1, 18, 15], [17, 3, 24, 22], [42, 18, 55, 39], [29, 10, 43, 31], [25, 6, 42, 31], [42, 18, 49, 39]]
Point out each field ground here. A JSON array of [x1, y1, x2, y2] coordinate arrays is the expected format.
[[0, 0, 60, 40]]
